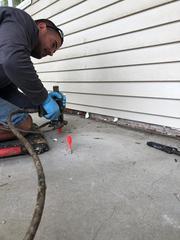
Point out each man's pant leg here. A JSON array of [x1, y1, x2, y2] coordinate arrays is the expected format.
[[0, 83, 38, 126], [0, 97, 28, 126]]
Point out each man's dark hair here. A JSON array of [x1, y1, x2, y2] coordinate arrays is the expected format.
[[35, 19, 64, 44]]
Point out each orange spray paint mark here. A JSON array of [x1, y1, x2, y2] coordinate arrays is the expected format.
[[66, 135, 72, 154]]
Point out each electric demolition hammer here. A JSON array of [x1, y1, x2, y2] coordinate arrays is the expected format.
[[38, 85, 67, 129]]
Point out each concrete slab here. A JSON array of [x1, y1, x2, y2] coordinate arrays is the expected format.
[[0, 114, 180, 240]]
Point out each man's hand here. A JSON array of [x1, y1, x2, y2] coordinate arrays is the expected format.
[[49, 91, 66, 108], [42, 94, 60, 120]]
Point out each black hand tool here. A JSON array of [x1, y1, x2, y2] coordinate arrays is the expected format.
[[147, 141, 180, 156]]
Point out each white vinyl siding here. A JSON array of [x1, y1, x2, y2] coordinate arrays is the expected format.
[[26, 0, 180, 129]]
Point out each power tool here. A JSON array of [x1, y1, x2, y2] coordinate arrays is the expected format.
[[0, 86, 67, 158], [147, 141, 180, 156]]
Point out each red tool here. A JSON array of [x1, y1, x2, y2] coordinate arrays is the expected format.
[[0, 146, 22, 157], [0, 132, 49, 158]]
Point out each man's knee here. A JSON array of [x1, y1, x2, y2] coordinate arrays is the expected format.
[[0, 97, 34, 141], [0, 115, 33, 142]]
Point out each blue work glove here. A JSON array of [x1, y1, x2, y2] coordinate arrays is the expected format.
[[49, 91, 66, 108], [42, 94, 60, 120]]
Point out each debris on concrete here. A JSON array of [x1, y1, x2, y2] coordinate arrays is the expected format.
[[113, 117, 118, 122], [0, 183, 8, 188], [174, 193, 180, 202], [85, 112, 90, 119]]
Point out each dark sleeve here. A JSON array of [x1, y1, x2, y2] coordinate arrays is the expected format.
[[2, 44, 48, 105], [0, 8, 48, 106]]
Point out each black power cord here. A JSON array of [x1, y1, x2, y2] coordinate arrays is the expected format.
[[7, 109, 46, 240]]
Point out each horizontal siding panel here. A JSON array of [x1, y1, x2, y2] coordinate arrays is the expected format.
[[67, 103, 180, 129], [61, 0, 179, 35], [34, 22, 180, 64], [39, 63, 180, 82], [31, 0, 85, 19], [26, 0, 57, 16], [35, 44, 180, 72], [48, 92, 180, 118], [50, 0, 120, 26], [62, 1, 180, 47], [43, 82, 180, 99], [27, 0, 180, 130]]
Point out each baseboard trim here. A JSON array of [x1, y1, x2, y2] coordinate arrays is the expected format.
[[64, 108, 180, 139]]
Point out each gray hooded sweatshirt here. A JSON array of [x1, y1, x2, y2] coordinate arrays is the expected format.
[[0, 6, 48, 105]]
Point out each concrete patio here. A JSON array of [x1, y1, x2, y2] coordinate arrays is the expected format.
[[0, 114, 180, 240]]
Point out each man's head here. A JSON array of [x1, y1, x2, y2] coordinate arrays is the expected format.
[[31, 19, 64, 59]]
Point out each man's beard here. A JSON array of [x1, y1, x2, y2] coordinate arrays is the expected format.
[[31, 41, 43, 59]]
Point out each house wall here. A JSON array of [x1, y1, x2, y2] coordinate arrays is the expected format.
[[26, 0, 180, 129]]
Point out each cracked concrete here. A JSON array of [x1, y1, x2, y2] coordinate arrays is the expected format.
[[0, 114, 180, 240]]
